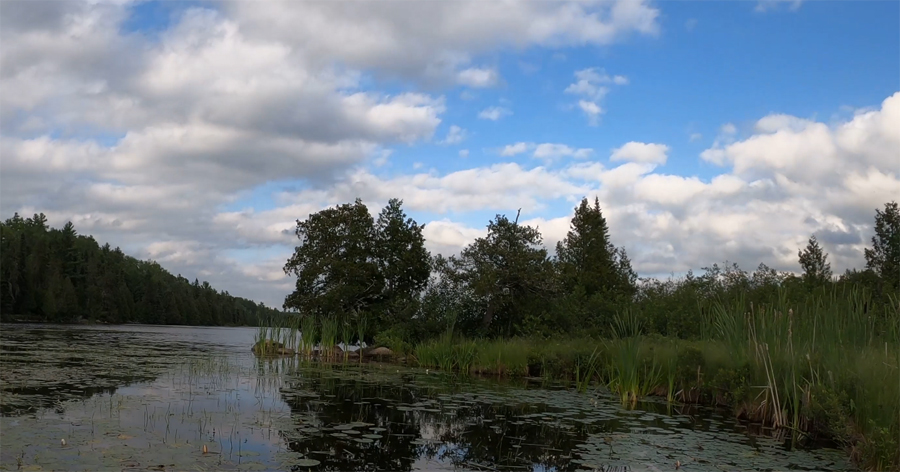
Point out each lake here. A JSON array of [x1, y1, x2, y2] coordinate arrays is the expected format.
[[0, 324, 852, 471]]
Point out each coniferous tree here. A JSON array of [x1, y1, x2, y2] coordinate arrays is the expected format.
[[0, 214, 280, 325], [798, 235, 832, 288]]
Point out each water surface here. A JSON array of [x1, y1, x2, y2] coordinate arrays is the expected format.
[[0, 324, 852, 471]]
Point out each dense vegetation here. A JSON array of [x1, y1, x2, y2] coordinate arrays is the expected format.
[[0, 213, 282, 325], [282, 199, 900, 470]]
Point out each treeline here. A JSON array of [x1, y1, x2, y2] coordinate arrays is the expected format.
[[0, 213, 282, 325], [284, 198, 900, 343]]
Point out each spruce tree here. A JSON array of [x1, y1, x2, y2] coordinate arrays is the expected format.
[[798, 235, 832, 288]]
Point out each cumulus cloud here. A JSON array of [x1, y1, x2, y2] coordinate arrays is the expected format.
[[3, 0, 896, 309], [478, 106, 512, 121], [457, 67, 498, 88], [225, 0, 660, 85], [610, 142, 670, 165]]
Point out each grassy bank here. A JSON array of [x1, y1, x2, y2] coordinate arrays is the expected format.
[[409, 288, 900, 471], [253, 287, 899, 470]]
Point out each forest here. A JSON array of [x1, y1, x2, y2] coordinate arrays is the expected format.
[[283, 198, 899, 344], [0, 213, 282, 325]]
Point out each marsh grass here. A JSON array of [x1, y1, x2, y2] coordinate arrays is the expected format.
[[574, 348, 602, 393], [409, 286, 899, 469], [320, 317, 339, 360], [341, 320, 352, 362], [300, 316, 318, 357]]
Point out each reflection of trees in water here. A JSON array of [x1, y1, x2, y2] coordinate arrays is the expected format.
[[275, 366, 598, 472], [276, 367, 426, 471], [1, 384, 123, 416], [427, 402, 597, 471]]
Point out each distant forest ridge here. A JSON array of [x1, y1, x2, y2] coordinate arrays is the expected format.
[[0, 213, 282, 325]]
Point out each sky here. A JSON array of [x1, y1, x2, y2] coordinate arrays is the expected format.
[[1, 0, 898, 308]]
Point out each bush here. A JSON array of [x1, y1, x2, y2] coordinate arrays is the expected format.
[[374, 326, 413, 356]]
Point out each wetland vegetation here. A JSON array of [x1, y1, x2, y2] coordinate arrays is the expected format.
[[271, 198, 899, 470], [0, 324, 858, 471], [1, 200, 897, 470]]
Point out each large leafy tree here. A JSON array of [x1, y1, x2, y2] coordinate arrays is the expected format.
[[443, 212, 555, 337], [283, 199, 382, 319], [283, 198, 431, 336], [373, 199, 431, 329], [798, 235, 832, 288], [864, 201, 900, 289]]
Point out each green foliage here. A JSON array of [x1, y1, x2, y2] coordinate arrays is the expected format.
[[864, 201, 900, 291], [436, 212, 556, 337], [0, 213, 280, 325], [373, 326, 412, 356], [320, 317, 339, 358], [282, 198, 430, 334], [799, 235, 832, 288], [555, 197, 637, 333]]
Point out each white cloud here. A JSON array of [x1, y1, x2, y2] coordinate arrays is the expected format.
[[441, 125, 466, 145], [501, 142, 533, 156], [499, 142, 592, 162], [459, 149, 470, 158], [457, 67, 498, 88], [478, 106, 512, 121], [610, 142, 670, 165], [225, 1, 660, 85], [689, 133, 703, 142], [533, 143, 593, 162], [565, 67, 627, 125], [422, 219, 486, 256], [3, 0, 895, 309], [578, 100, 604, 125]]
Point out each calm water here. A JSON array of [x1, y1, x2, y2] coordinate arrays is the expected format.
[[0, 324, 852, 471]]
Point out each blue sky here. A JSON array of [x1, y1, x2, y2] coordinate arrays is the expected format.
[[2, 0, 898, 306], [220, 0, 899, 219]]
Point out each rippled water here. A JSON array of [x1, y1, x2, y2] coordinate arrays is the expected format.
[[0, 324, 853, 471]]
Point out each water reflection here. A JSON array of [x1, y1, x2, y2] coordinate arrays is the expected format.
[[0, 325, 853, 472]]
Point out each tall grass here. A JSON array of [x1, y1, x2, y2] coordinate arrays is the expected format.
[[356, 315, 368, 363], [300, 316, 318, 357], [320, 317, 339, 360], [406, 285, 899, 469], [710, 285, 900, 468], [341, 320, 352, 362], [254, 314, 300, 355]]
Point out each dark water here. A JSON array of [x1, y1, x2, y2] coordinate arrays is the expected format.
[[0, 324, 852, 471]]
